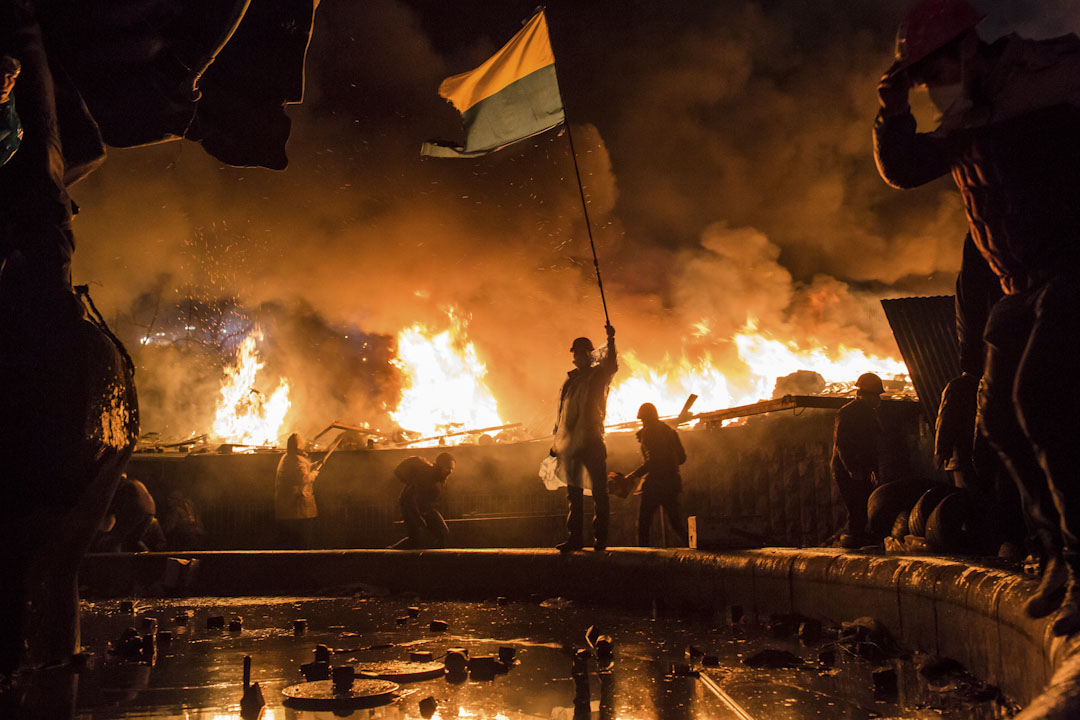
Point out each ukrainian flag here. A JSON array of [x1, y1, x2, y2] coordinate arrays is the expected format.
[[422, 10, 565, 158]]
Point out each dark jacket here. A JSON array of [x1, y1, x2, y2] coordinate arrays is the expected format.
[[631, 420, 687, 493], [955, 233, 1003, 376], [874, 35, 1080, 295], [832, 398, 881, 482], [395, 456, 445, 510], [552, 341, 618, 455]]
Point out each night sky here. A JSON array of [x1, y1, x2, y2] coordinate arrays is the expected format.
[[66, 0, 1080, 438]]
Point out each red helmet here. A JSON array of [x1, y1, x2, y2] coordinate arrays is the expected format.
[[890, 0, 983, 76]]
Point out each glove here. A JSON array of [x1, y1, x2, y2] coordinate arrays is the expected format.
[[878, 62, 911, 116]]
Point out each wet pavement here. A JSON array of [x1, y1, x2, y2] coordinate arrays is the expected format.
[[74, 595, 1014, 719]]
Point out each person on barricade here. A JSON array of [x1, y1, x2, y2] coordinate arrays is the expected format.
[[622, 402, 689, 547], [551, 325, 617, 552], [874, 0, 1080, 634], [391, 452, 455, 549], [831, 373, 884, 549]]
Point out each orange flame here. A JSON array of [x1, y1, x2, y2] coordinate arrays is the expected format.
[[606, 317, 910, 427], [211, 331, 291, 446], [390, 311, 504, 443]]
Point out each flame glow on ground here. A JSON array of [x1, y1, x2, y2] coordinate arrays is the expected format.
[[211, 331, 291, 446], [390, 313, 504, 442]]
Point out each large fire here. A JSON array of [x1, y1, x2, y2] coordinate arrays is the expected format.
[[390, 312, 504, 442], [203, 312, 909, 447], [605, 317, 910, 426], [211, 331, 292, 446]]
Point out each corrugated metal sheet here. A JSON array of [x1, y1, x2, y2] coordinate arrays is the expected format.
[[881, 295, 960, 425]]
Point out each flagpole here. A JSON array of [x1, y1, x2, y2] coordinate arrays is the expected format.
[[545, 7, 610, 328], [563, 122, 610, 327]]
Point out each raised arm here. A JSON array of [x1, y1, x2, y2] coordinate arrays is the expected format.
[[600, 324, 617, 377], [873, 67, 952, 189]]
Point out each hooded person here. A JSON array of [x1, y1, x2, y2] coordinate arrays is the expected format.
[[551, 324, 617, 552], [391, 452, 455, 549], [874, 0, 1080, 635], [624, 402, 689, 547], [274, 433, 320, 549]]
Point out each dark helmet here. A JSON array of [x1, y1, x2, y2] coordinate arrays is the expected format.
[[570, 337, 594, 353], [637, 402, 660, 422], [286, 433, 302, 453], [856, 372, 885, 395]]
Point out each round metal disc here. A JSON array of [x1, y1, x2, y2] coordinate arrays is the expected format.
[[282, 678, 398, 709], [357, 660, 446, 682]]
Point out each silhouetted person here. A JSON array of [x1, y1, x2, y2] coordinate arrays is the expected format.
[[92, 475, 164, 552], [392, 453, 455, 549], [875, 0, 1080, 634], [831, 373, 884, 548], [274, 433, 320, 549], [625, 402, 689, 547], [552, 324, 617, 552], [0, 55, 21, 167], [161, 490, 206, 550], [935, 234, 1042, 560]]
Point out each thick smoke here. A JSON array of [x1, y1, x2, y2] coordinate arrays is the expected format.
[[66, 0, 1069, 440]]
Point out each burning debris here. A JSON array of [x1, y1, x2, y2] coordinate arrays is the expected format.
[[211, 331, 291, 447]]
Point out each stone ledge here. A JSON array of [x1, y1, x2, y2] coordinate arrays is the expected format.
[[81, 547, 1080, 717]]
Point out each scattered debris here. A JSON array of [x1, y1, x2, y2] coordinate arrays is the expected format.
[[240, 655, 265, 720], [429, 620, 448, 632], [206, 615, 225, 631], [873, 666, 898, 702], [444, 648, 469, 674], [294, 618, 307, 634], [742, 647, 803, 669], [419, 695, 437, 719]]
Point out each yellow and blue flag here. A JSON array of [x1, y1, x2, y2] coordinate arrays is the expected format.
[[422, 10, 565, 158]]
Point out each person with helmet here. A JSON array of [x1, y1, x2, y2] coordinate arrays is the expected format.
[[551, 324, 617, 552], [874, 0, 1080, 635], [831, 373, 885, 548], [623, 402, 689, 547]]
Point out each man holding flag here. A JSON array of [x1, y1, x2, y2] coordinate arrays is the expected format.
[[551, 324, 617, 552]]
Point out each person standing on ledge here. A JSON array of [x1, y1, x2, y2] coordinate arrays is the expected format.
[[831, 373, 884, 549], [551, 324, 617, 552], [274, 433, 321, 549], [874, 0, 1080, 635], [392, 452, 455, 549], [624, 402, 689, 547]]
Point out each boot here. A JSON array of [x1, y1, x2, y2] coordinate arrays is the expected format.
[[556, 538, 583, 553], [1051, 558, 1080, 636], [1025, 553, 1068, 619]]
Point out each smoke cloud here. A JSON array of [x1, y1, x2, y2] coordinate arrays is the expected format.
[[65, 0, 1069, 440]]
